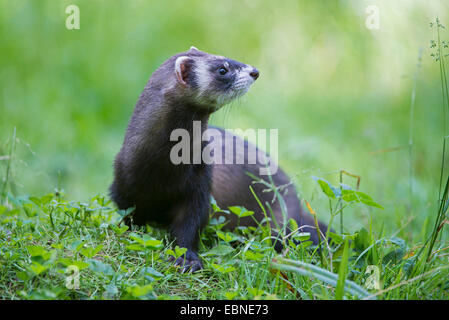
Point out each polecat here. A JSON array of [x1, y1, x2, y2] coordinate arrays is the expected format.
[[109, 47, 327, 272]]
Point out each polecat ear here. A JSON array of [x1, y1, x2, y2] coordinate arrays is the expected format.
[[190, 46, 199, 51], [175, 56, 192, 86]]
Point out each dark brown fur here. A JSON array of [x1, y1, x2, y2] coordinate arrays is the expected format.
[[110, 48, 327, 272]]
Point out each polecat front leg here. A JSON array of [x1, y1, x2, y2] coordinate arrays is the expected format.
[[169, 186, 210, 273]]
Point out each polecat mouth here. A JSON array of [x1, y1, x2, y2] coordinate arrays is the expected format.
[[232, 78, 254, 95], [215, 84, 252, 106], [228, 67, 256, 98], [214, 70, 256, 106]]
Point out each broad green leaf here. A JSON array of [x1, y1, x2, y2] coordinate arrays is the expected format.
[[140, 267, 164, 281], [165, 249, 175, 257], [228, 206, 254, 218], [29, 197, 41, 207], [211, 263, 236, 274], [117, 207, 135, 218], [244, 250, 265, 261], [80, 244, 103, 258], [111, 224, 128, 235], [247, 287, 265, 297], [292, 232, 311, 242], [341, 190, 383, 209], [88, 259, 115, 276], [28, 262, 48, 275], [129, 233, 163, 249], [26, 245, 48, 257], [16, 271, 31, 281], [142, 239, 163, 249], [216, 231, 238, 242], [295, 240, 313, 249], [103, 284, 119, 298], [57, 258, 90, 270], [313, 177, 340, 199], [382, 237, 407, 265], [68, 240, 85, 252], [203, 244, 235, 256], [26, 245, 52, 261], [225, 292, 238, 299], [40, 194, 54, 205], [68, 260, 89, 270], [288, 218, 299, 231], [126, 284, 154, 299], [174, 246, 187, 258], [29, 288, 62, 300], [328, 232, 358, 245], [210, 196, 223, 213], [51, 243, 64, 249], [126, 244, 145, 251]]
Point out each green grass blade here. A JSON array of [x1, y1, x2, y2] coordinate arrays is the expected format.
[[272, 257, 374, 300], [335, 238, 349, 300]]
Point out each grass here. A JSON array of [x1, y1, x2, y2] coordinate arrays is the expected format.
[[0, 184, 448, 300]]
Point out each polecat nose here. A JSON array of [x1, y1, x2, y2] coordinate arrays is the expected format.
[[250, 68, 259, 80]]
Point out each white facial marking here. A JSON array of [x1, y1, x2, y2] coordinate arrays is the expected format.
[[195, 59, 212, 96]]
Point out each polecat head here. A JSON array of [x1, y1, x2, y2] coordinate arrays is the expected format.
[[170, 46, 259, 111]]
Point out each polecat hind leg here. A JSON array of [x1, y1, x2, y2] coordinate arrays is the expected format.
[[210, 127, 328, 247]]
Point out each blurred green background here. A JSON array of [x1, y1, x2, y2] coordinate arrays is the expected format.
[[1, 0, 448, 240]]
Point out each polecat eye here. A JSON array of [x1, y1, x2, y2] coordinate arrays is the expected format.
[[218, 67, 228, 75]]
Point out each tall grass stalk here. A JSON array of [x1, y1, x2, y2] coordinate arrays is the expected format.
[[426, 18, 449, 263], [411, 19, 449, 270], [0, 127, 17, 203]]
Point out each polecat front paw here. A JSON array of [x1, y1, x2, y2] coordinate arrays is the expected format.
[[170, 250, 203, 273]]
